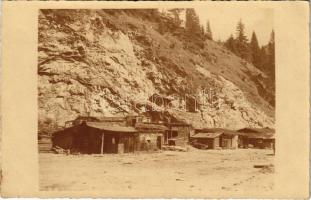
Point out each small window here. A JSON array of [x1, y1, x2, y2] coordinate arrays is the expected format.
[[142, 117, 151, 123], [137, 117, 142, 123], [168, 140, 176, 146], [172, 131, 178, 138]]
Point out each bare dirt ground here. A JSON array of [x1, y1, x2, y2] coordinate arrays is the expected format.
[[39, 148, 274, 197]]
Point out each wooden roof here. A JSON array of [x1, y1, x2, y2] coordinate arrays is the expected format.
[[168, 122, 191, 127], [97, 116, 126, 122], [237, 127, 275, 134], [86, 122, 137, 133], [191, 132, 222, 139], [135, 123, 168, 131], [237, 127, 275, 139], [195, 128, 238, 135]]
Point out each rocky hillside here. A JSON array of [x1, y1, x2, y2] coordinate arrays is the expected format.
[[38, 9, 275, 133]]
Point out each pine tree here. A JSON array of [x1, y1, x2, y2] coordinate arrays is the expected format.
[[250, 31, 261, 66], [205, 20, 213, 40], [225, 34, 237, 53], [269, 30, 275, 44], [236, 20, 247, 44], [268, 30, 275, 64], [168, 8, 184, 27], [235, 19, 251, 61], [250, 30, 274, 79], [258, 46, 267, 70], [267, 30, 275, 78], [200, 25, 205, 37], [185, 9, 194, 33], [185, 8, 201, 36], [158, 20, 165, 34]]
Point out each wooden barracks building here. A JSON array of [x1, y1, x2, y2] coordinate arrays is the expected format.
[[190, 127, 275, 150], [51, 115, 191, 154], [45, 115, 275, 154]]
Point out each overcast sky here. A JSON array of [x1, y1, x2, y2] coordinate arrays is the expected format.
[[193, 6, 274, 46]]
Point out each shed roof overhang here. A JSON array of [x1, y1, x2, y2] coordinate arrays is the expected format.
[[135, 123, 169, 131], [85, 122, 138, 133], [195, 128, 239, 135], [191, 132, 222, 139]]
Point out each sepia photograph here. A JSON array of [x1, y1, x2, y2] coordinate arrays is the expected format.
[[37, 7, 277, 194], [0, 0, 309, 197]]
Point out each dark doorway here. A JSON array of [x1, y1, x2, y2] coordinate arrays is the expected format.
[[157, 136, 162, 149], [103, 134, 118, 153]]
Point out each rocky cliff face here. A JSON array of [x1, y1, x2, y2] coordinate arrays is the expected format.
[[38, 9, 274, 133]]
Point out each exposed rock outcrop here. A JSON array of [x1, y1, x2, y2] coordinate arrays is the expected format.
[[38, 9, 274, 133]]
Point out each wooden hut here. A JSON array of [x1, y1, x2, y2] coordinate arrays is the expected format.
[[52, 122, 138, 154], [51, 114, 194, 154], [165, 122, 193, 147], [190, 132, 222, 149], [190, 128, 239, 149], [135, 123, 168, 151], [38, 132, 52, 153], [237, 128, 275, 149], [141, 110, 193, 147]]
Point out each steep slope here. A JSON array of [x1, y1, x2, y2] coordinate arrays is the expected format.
[[38, 9, 274, 133]]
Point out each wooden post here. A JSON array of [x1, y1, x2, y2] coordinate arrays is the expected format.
[[101, 133, 104, 154], [170, 125, 172, 145]]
